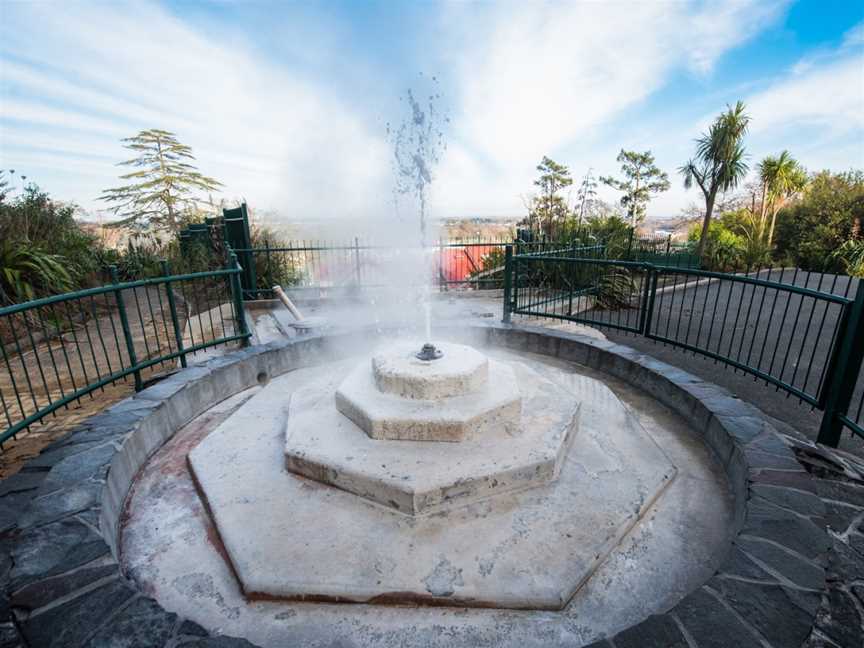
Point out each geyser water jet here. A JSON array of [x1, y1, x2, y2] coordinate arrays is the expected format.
[[389, 76, 448, 353]]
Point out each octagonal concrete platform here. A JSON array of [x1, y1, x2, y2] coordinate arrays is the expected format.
[[188, 363, 678, 611], [285, 361, 580, 515], [371, 341, 488, 399], [336, 357, 522, 442]]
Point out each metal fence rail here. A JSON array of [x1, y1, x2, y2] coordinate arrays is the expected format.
[[235, 236, 690, 299], [502, 249, 864, 448], [236, 239, 528, 298], [0, 256, 250, 446]]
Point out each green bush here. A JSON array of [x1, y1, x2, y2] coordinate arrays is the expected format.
[[0, 240, 73, 305], [249, 226, 304, 291], [0, 185, 102, 305], [834, 239, 864, 277], [774, 171, 864, 273], [688, 220, 747, 272], [468, 247, 506, 288], [112, 235, 168, 280]]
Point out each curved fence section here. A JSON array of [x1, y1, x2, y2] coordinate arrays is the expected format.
[[232, 237, 693, 299], [502, 250, 864, 447], [0, 259, 250, 446]]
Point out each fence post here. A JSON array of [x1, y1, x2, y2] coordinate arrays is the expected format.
[[354, 237, 362, 286], [264, 237, 271, 298], [641, 266, 658, 336], [438, 238, 445, 292], [109, 266, 142, 391], [502, 245, 513, 324], [817, 281, 864, 447], [160, 261, 186, 369], [567, 242, 577, 315], [229, 252, 250, 347]]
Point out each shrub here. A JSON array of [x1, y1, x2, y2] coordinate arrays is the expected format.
[[687, 220, 746, 271], [0, 185, 101, 304], [774, 171, 864, 273], [0, 240, 73, 305], [468, 247, 506, 288], [249, 226, 304, 291]]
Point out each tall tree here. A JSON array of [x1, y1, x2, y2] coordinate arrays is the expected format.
[[757, 151, 807, 246], [600, 150, 670, 228], [529, 156, 573, 237], [575, 168, 598, 226], [100, 129, 222, 234], [679, 101, 750, 263], [0, 171, 9, 203]]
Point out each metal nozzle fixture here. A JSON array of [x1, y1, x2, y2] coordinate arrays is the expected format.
[[415, 343, 443, 361]]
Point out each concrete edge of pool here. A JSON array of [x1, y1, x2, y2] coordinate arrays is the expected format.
[[2, 323, 832, 648]]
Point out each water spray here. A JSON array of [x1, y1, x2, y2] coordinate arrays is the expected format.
[[389, 75, 448, 360]]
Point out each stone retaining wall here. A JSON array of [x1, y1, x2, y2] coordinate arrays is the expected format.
[[0, 324, 836, 647]]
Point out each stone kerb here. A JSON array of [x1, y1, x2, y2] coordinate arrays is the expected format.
[[0, 323, 831, 648]]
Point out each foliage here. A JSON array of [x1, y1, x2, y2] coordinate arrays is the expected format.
[[774, 170, 864, 272], [468, 247, 506, 288], [600, 150, 670, 227], [525, 157, 573, 237], [250, 226, 304, 290], [0, 170, 9, 203], [718, 208, 771, 269], [0, 185, 104, 305], [680, 101, 750, 263], [687, 219, 747, 272], [110, 235, 170, 280], [100, 129, 222, 234], [756, 151, 807, 246], [834, 239, 864, 277], [0, 241, 73, 305], [583, 213, 633, 258], [575, 168, 599, 225], [593, 270, 637, 310]]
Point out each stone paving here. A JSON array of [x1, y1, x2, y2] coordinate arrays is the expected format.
[[0, 325, 861, 647]]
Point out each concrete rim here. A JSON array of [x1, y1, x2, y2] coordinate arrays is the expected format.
[[3, 323, 829, 648]]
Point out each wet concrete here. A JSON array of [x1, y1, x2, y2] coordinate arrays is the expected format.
[[121, 346, 733, 647]]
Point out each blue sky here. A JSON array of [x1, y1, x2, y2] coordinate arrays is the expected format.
[[0, 0, 862, 223]]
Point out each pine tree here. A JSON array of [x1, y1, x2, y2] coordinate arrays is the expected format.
[[601, 150, 670, 228], [529, 156, 573, 237], [100, 129, 222, 233]]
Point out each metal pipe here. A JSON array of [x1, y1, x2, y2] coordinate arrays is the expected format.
[[272, 285, 304, 321]]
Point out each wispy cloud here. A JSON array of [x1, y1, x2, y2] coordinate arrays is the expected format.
[[432, 0, 790, 215], [0, 2, 391, 219], [2, 0, 860, 223]]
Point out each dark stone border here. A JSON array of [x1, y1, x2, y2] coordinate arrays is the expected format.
[[0, 324, 832, 647]]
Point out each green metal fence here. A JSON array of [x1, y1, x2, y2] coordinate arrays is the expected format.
[[233, 236, 687, 299], [502, 249, 864, 448], [0, 255, 250, 446]]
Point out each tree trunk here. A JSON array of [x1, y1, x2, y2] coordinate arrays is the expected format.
[[696, 191, 716, 266], [759, 181, 769, 243], [155, 137, 178, 234], [767, 204, 780, 247]]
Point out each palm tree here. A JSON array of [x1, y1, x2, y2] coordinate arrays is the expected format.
[[757, 151, 807, 247], [679, 101, 750, 264]]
